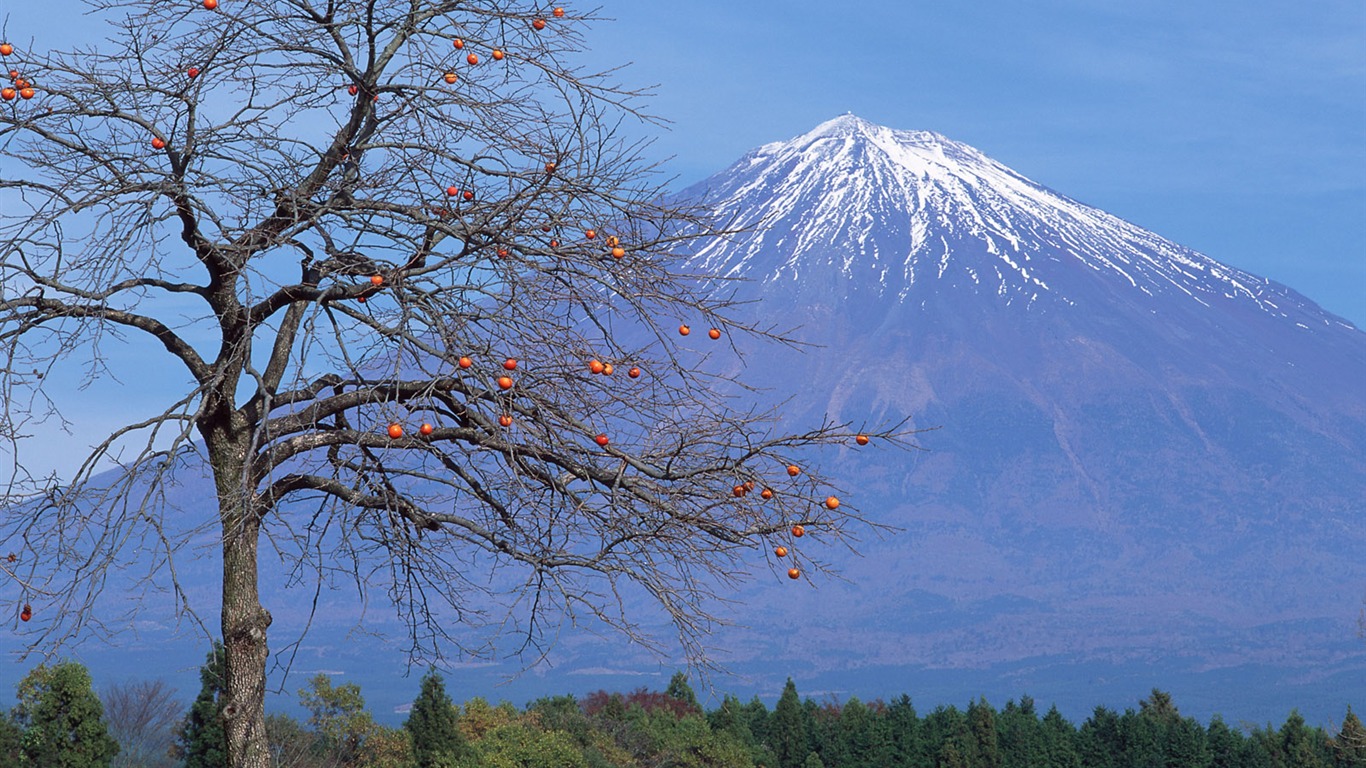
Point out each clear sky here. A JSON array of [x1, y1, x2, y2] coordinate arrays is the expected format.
[[6, 1, 1361, 326], [575, 0, 1366, 328]]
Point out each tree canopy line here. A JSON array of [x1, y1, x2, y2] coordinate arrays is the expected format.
[[0, 650, 1361, 767]]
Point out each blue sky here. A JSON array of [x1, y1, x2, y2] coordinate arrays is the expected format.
[[6, 0, 1361, 326], [579, 0, 1365, 328]]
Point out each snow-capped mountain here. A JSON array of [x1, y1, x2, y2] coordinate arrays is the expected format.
[[674, 115, 1366, 720], [690, 113, 1347, 327]]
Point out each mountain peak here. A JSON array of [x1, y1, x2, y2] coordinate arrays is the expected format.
[[688, 117, 1354, 337]]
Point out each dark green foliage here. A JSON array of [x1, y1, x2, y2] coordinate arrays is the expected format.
[[770, 678, 809, 768], [1277, 710, 1332, 768], [0, 656, 1347, 768], [14, 661, 120, 768], [1336, 707, 1366, 768], [967, 697, 1003, 768], [0, 711, 23, 764], [666, 672, 702, 716], [406, 670, 468, 768], [175, 642, 227, 768], [1041, 705, 1082, 768]]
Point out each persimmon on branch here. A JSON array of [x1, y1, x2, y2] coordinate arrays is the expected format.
[[1, 1, 925, 765]]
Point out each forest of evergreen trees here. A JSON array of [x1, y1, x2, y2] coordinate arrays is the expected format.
[[1, 650, 1362, 767]]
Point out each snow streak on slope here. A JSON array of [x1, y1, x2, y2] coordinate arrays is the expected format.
[[687, 114, 1341, 326]]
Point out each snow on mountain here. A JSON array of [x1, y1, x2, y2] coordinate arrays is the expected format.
[[687, 114, 1353, 333], [669, 115, 1366, 722]]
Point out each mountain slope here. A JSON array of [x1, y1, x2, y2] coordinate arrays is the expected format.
[[676, 115, 1366, 708]]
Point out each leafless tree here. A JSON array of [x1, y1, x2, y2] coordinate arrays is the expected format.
[[0, 0, 919, 765], [102, 678, 183, 768]]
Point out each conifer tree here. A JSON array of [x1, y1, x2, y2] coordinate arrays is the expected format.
[[966, 696, 1002, 768], [405, 670, 467, 768], [1336, 707, 1366, 768], [176, 642, 228, 768], [770, 678, 808, 768], [665, 672, 702, 716], [14, 661, 120, 768]]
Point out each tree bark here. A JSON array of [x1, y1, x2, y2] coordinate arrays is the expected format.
[[208, 421, 272, 768]]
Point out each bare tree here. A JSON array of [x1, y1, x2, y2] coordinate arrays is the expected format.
[[0, 1, 918, 765], [103, 679, 183, 768]]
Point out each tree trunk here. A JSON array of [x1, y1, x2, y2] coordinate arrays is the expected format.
[[211, 437, 272, 768]]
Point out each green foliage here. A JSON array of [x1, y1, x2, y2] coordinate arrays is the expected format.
[[175, 642, 227, 768], [770, 678, 808, 768], [14, 661, 120, 768], [0, 711, 24, 765], [458, 721, 591, 768], [966, 697, 1003, 768], [298, 674, 380, 767], [666, 672, 703, 715], [1335, 707, 1366, 768], [0, 656, 1348, 768], [406, 671, 468, 768]]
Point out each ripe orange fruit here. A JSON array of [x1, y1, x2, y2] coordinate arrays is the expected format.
[[370, 275, 384, 286], [492, 49, 505, 61], [679, 324, 690, 336], [0, 44, 12, 56], [533, 18, 547, 30], [553, 7, 566, 17], [496, 376, 513, 390], [466, 53, 479, 65], [463, 190, 474, 201], [824, 496, 840, 510], [203, 0, 218, 9], [357, 295, 366, 303], [856, 434, 869, 445], [594, 433, 609, 447], [443, 72, 457, 84], [188, 67, 200, 78], [791, 524, 805, 537], [497, 248, 509, 258], [388, 423, 404, 439], [446, 186, 459, 197], [732, 485, 747, 498], [458, 356, 472, 369], [708, 328, 721, 340], [786, 465, 800, 477], [14, 79, 27, 89], [589, 359, 605, 374], [611, 246, 625, 259], [419, 423, 434, 436], [151, 136, 166, 149], [498, 414, 513, 427], [453, 38, 465, 50], [627, 366, 640, 378], [503, 358, 517, 371], [760, 488, 773, 500], [584, 229, 596, 239], [775, 546, 788, 557], [787, 568, 800, 580], [20, 604, 32, 621], [1, 88, 14, 101], [602, 363, 613, 376]]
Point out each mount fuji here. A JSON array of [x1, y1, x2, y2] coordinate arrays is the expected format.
[[6, 115, 1360, 727], [670, 114, 1366, 721]]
